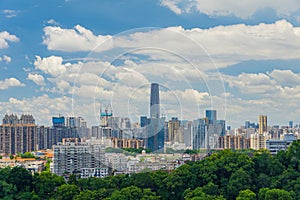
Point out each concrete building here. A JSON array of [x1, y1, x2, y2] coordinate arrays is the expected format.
[[218, 135, 251, 149], [250, 133, 267, 150], [266, 134, 296, 155], [259, 115, 268, 134], [0, 114, 38, 154], [52, 138, 107, 176]]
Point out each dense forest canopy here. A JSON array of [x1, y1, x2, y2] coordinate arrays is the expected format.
[[1, 140, 300, 200]]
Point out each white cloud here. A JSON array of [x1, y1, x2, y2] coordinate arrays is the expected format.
[[3, 10, 19, 18], [27, 73, 45, 86], [160, 0, 183, 14], [0, 31, 19, 49], [0, 95, 72, 125], [42, 25, 112, 52], [34, 55, 68, 76], [42, 21, 300, 71], [224, 69, 300, 101], [268, 69, 300, 86], [0, 55, 11, 63], [160, 0, 300, 19], [0, 78, 25, 90], [46, 19, 60, 26]]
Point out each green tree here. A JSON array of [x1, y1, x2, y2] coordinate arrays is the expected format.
[[202, 182, 219, 196], [236, 189, 256, 200], [286, 140, 300, 170], [258, 188, 269, 200], [184, 187, 225, 200], [225, 168, 252, 200], [56, 184, 80, 200], [15, 191, 39, 200], [33, 171, 65, 199], [0, 180, 16, 199], [8, 167, 33, 192], [107, 186, 145, 200], [74, 190, 98, 200], [265, 188, 293, 200]]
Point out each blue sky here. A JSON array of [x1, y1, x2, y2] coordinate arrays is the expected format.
[[1, 0, 300, 128]]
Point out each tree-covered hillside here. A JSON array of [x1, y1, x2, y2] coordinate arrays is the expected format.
[[1, 140, 300, 200]]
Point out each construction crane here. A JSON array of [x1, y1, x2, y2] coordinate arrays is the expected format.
[[100, 104, 113, 127]]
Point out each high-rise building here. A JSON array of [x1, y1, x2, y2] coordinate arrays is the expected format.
[[0, 114, 37, 154], [192, 119, 207, 150], [259, 115, 268, 134], [167, 117, 180, 143], [206, 110, 217, 124], [146, 83, 164, 152], [52, 138, 107, 177], [150, 83, 160, 119]]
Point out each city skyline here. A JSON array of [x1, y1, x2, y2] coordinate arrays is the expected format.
[[1, 1, 300, 128]]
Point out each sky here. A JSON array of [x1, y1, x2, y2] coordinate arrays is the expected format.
[[1, 0, 300, 128]]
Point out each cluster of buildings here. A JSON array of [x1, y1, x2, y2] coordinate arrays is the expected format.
[[218, 115, 298, 155], [0, 83, 298, 177]]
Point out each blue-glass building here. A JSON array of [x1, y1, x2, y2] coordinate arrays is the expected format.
[[206, 110, 217, 124]]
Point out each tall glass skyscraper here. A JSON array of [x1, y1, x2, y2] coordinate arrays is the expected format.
[[206, 110, 217, 124], [150, 83, 160, 119], [147, 83, 164, 152]]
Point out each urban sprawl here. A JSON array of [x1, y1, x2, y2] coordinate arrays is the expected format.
[[0, 84, 296, 178]]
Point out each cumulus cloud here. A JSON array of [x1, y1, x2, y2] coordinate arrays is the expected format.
[[42, 21, 300, 71], [42, 25, 112, 52], [0, 55, 11, 63], [160, 0, 300, 19], [0, 95, 72, 125], [27, 73, 45, 86], [0, 31, 19, 49], [34, 55, 68, 76], [0, 78, 25, 90], [224, 69, 300, 96]]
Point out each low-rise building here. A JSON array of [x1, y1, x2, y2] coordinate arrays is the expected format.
[[266, 134, 296, 155]]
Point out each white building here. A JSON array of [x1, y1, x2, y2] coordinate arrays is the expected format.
[[266, 134, 296, 155], [52, 138, 107, 176]]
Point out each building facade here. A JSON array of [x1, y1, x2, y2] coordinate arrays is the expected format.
[[0, 114, 38, 154], [259, 115, 268, 134], [52, 138, 107, 176]]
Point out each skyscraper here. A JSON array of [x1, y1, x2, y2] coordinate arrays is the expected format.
[[147, 83, 164, 152], [259, 115, 267, 134], [206, 110, 217, 124], [150, 83, 160, 119]]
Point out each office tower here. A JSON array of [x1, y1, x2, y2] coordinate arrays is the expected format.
[[0, 114, 37, 154], [192, 119, 207, 150], [146, 83, 164, 152], [289, 121, 293, 128], [147, 118, 164, 152], [206, 110, 217, 124], [216, 120, 226, 136], [259, 115, 268, 134], [53, 138, 107, 177], [150, 83, 160, 119]]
